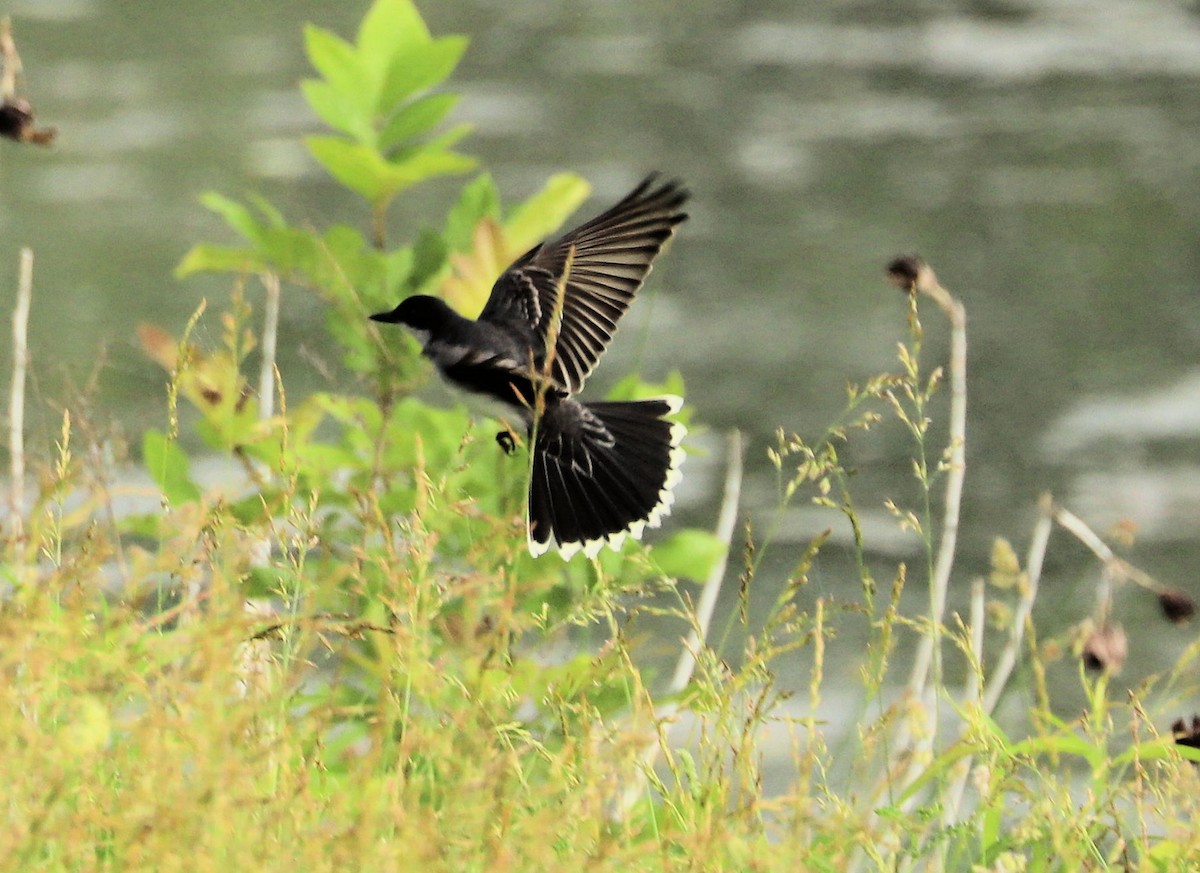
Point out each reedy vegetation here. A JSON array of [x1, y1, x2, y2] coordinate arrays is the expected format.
[[2, 2, 1199, 870]]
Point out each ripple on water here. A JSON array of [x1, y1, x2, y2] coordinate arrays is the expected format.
[[9, 0, 98, 22], [734, 4, 1200, 80]]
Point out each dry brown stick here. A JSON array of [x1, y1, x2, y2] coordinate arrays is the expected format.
[[258, 272, 281, 419], [0, 17, 21, 99], [668, 429, 743, 692], [889, 256, 968, 703], [1052, 503, 1176, 603], [981, 493, 1053, 713], [238, 272, 285, 698], [9, 247, 32, 542], [869, 256, 968, 838]]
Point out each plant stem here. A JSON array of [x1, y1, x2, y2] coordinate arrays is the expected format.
[[667, 429, 743, 693], [981, 493, 1052, 714], [9, 247, 32, 544], [258, 272, 280, 419], [905, 265, 967, 703]]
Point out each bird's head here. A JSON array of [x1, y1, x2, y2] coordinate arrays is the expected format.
[[370, 295, 454, 347]]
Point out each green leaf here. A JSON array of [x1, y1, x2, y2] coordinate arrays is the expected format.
[[306, 137, 389, 202], [505, 173, 591, 252], [409, 227, 448, 291], [301, 79, 372, 142], [199, 192, 268, 246], [1008, 732, 1106, 770], [357, 0, 431, 79], [308, 135, 475, 206], [379, 36, 468, 110], [392, 122, 473, 160], [444, 173, 501, 250], [651, 529, 726, 580], [246, 193, 286, 228], [305, 24, 373, 115], [1114, 738, 1200, 766], [143, 429, 202, 505], [382, 242, 417, 295], [379, 92, 460, 152], [175, 244, 264, 278], [605, 371, 687, 403], [386, 136, 476, 194]]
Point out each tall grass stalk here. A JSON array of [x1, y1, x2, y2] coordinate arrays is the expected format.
[[8, 247, 32, 544]]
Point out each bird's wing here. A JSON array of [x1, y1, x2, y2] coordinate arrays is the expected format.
[[477, 247, 548, 333], [478, 175, 688, 394]]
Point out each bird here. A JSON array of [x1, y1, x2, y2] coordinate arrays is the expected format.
[[370, 174, 689, 558]]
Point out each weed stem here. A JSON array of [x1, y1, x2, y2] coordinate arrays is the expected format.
[[8, 247, 32, 543]]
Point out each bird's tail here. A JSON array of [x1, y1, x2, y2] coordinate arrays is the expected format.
[[528, 396, 685, 558]]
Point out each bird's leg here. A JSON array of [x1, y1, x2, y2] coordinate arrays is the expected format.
[[495, 419, 521, 455]]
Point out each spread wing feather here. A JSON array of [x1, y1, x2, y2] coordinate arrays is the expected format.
[[478, 175, 688, 394]]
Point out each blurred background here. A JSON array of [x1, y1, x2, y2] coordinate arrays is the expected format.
[[2, 0, 1200, 717]]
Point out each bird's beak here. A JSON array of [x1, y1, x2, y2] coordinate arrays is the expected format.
[[369, 305, 403, 323]]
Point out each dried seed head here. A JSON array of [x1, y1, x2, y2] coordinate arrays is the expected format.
[[1081, 622, 1127, 674], [1157, 588, 1196, 625], [885, 255, 924, 293], [0, 98, 56, 145]]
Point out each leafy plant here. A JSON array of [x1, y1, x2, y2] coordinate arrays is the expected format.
[[142, 0, 727, 809]]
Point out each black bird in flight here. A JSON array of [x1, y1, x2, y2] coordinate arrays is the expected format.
[[371, 175, 689, 558]]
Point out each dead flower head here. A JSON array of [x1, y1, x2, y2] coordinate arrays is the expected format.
[[0, 98, 56, 146], [885, 255, 924, 293], [1157, 588, 1196, 625], [1081, 622, 1127, 674]]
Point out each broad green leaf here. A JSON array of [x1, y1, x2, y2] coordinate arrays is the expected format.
[[358, 0, 431, 79], [306, 136, 390, 201], [409, 227, 448, 291], [605, 371, 688, 403], [379, 92, 460, 152], [379, 36, 468, 109], [386, 139, 476, 198], [309, 135, 476, 205], [304, 24, 374, 115], [1114, 738, 1200, 766], [246, 192, 286, 228], [444, 173, 501, 251], [392, 122, 473, 160], [651, 529, 726, 580], [175, 244, 264, 278], [266, 227, 324, 278], [1008, 732, 1106, 769], [382, 240, 418, 295], [505, 173, 591, 252], [302, 79, 372, 142], [143, 429, 202, 505], [200, 192, 267, 246]]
